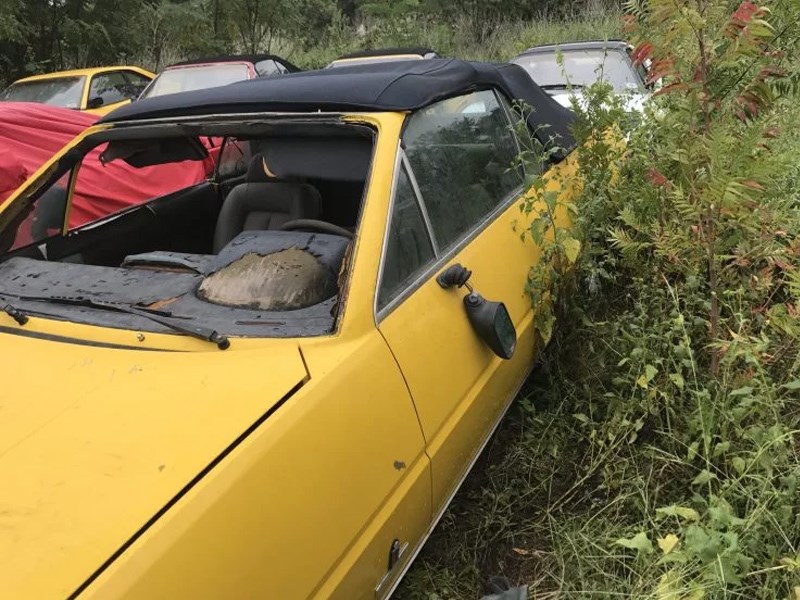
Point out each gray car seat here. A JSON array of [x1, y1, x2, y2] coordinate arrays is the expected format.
[[213, 154, 322, 252]]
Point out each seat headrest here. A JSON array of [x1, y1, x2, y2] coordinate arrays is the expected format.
[[246, 153, 281, 183], [212, 181, 322, 253], [246, 152, 310, 184]]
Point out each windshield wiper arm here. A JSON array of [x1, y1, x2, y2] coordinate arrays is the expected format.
[[0, 294, 230, 349], [0, 294, 29, 326], [540, 83, 585, 90], [53, 296, 231, 350]]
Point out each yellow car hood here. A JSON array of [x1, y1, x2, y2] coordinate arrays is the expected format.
[[0, 331, 307, 599]]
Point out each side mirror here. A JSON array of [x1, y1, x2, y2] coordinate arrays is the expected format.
[[437, 263, 517, 360], [464, 292, 516, 359], [86, 96, 104, 109]]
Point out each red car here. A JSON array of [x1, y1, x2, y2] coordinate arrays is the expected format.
[[0, 102, 212, 235], [138, 54, 300, 100]]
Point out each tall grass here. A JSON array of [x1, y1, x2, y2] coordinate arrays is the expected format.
[[293, 5, 623, 68], [112, 5, 624, 74]]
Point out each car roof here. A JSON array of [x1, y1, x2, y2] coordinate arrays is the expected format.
[[13, 66, 154, 83], [101, 58, 576, 153], [517, 39, 631, 56], [334, 47, 437, 60], [104, 58, 557, 114], [168, 54, 300, 72]]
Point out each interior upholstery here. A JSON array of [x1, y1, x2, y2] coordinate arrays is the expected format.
[[212, 154, 322, 252]]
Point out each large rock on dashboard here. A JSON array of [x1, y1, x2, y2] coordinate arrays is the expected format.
[[198, 231, 349, 311]]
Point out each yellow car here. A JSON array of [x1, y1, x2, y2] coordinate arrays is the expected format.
[[0, 66, 154, 115], [0, 59, 577, 599]]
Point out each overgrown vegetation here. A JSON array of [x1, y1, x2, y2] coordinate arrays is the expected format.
[[399, 0, 800, 597], [0, 0, 621, 86]]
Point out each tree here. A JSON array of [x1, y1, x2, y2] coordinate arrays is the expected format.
[[226, 0, 285, 54]]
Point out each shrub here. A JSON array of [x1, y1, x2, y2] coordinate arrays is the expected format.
[[524, 0, 800, 596], [399, 1, 800, 598]]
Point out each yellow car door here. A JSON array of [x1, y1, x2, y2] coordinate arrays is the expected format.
[[377, 89, 541, 515]]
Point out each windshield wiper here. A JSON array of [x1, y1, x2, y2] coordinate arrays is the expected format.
[[0, 294, 29, 326], [0, 294, 230, 350]]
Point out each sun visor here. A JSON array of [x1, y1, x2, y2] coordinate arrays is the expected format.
[[100, 137, 208, 168]]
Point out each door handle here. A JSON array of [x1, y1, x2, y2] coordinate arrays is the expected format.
[[374, 538, 409, 598]]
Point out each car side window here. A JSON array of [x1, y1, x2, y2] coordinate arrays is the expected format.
[[255, 60, 282, 77], [377, 164, 436, 311], [217, 137, 252, 178], [3, 170, 73, 253], [89, 72, 129, 105], [122, 71, 151, 97], [402, 89, 522, 252]]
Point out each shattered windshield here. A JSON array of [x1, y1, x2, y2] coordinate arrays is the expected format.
[[0, 118, 374, 340], [0, 139, 210, 254], [513, 48, 643, 92], [1, 77, 86, 109]]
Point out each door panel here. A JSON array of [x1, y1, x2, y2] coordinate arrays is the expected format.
[[379, 203, 539, 512], [320, 454, 430, 599], [377, 88, 542, 513]]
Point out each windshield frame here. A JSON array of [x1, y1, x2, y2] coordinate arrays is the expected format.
[[0, 113, 383, 341]]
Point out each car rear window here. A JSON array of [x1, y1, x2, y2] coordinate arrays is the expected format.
[[513, 48, 643, 92], [141, 63, 251, 99], [1, 77, 86, 109]]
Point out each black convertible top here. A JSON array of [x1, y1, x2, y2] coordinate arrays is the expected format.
[[102, 59, 576, 149]]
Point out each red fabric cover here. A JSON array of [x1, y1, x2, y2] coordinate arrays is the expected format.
[[0, 102, 212, 228], [0, 151, 29, 199]]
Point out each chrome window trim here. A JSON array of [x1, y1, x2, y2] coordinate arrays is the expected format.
[[495, 89, 525, 159], [374, 144, 441, 319], [402, 152, 440, 257], [495, 88, 549, 180]]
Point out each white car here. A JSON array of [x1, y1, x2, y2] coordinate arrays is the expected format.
[[511, 40, 651, 113]]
